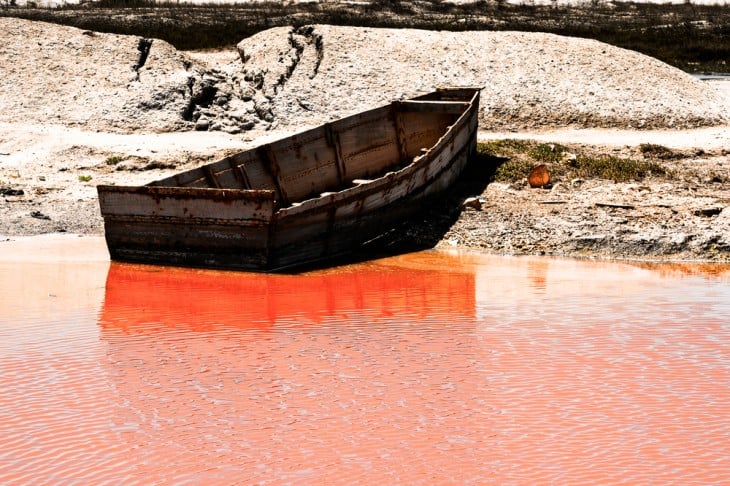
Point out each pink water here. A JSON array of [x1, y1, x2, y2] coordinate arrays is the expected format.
[[1, 236, 729, 484]]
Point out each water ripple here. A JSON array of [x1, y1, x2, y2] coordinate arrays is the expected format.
[[1, 251, 729, 483]]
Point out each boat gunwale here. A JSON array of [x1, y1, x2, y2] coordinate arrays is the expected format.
[[96, 184, 277, 202]]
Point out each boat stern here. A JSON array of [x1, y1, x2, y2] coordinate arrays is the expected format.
[[97, 185, 277, 270]]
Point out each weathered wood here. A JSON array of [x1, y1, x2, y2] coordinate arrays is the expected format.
[[228, 151, 279, 197], [399, 100, 471, 114], [98, 186, 275, 222], [400, 111, 456, 159], [97, 87, 482, 271], [324, 123, 347, 184], [335, 107, 401, 181], [256, 145, 288, 206], [202, 165, 222, 189], [268, 127, 340, 203], [392, 107, 409, 164], [225, 156, 251, 190]]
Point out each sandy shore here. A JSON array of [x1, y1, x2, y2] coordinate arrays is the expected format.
[[3, 113, 729, 262], [1, 19, 729, 262]]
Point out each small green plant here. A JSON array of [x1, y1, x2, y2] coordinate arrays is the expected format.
[[104, 155, 125, 165], [528, 143, 567, 163], [78, 175, 93, 182], [493, 159, 535, 182], [478, 139, 530, 156], [639, 143, 681, 159], [571, 155, 670, 182], [477, 140, 535, 182], [476, 138, 673, 183]]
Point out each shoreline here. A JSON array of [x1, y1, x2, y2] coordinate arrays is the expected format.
[[1, 21, 728, 263], [3, 233, 730, 268], [2, 120, 729, 263], [3, 115, 730, 263]]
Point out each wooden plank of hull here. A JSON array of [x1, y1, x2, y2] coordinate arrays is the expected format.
[[332, 106, 402, 181], [266, 126, 341, 203], [271, 94, 476, 222], [269, 206, 332, 248], [98, 186, 276, 269], [227, 151, 280, 196], [271, 92, 478, 227], [104, 220, 271, 269], [148, 151, 282, 199], [269, 153, 471, 270], [98, 186, 275, 222], [400, 112, 455, 158]]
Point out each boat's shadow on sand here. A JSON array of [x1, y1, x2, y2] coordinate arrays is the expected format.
[[315, 152, 505, 270]]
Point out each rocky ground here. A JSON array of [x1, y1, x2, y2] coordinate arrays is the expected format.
[[1, 18, 729, 262], [434, 139, 730, 262]]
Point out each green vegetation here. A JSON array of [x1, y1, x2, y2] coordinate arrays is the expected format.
[[528, 143, 568, 164], [1, 0, 728, 73], [571, 155, 669, 182], [78, 175, 92, 182], [639, 143, 685, 160], [478, 139, 672, 184], [479, 139, 530, 154], [493, 158, 536, 183], [104, 155, 125, 165], [477, 139, 534, 182]]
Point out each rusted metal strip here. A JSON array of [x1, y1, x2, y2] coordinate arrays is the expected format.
[[324, 123, 346, 185], [98, 185, 275, 200], [391, 104, 409, 164], [258, 145, 289, 207], [103, 214, 272, 226]]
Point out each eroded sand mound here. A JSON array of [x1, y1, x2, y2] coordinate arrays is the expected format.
[[238, 25, 728, 131], [0, 18, 199, 132], [0, 18, 727, 134]]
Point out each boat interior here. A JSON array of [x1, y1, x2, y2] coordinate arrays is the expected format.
[[148, 90, 476, 209]]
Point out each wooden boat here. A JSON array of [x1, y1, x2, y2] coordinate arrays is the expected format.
[[97, 87, 481, 271]]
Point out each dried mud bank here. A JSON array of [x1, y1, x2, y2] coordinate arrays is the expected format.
[[1, 18, 730, 261], [435, 140, 730, 262]]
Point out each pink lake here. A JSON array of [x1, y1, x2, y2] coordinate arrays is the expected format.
[[1, 235, 729, 484]]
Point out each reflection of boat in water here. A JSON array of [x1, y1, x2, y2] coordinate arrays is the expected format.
[[99, 252, 475, 334], [94, 253, 480, 483]]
